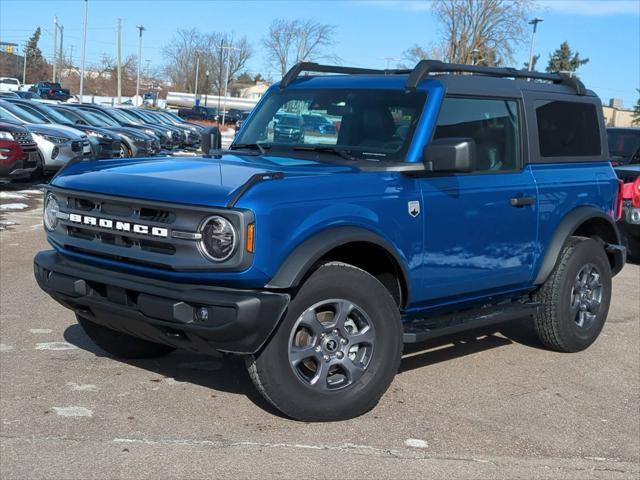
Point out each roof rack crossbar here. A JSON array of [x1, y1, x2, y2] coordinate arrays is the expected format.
[[278, 60, 587, 96], [279, 62, 410, 89], [405, 60, 586, 95]]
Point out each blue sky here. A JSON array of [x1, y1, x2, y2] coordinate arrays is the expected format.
[[1, 0, 638, 107]]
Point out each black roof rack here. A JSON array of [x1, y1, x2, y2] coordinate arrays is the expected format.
[[279, 60, 587, 95], [405, 60, 586, 95]]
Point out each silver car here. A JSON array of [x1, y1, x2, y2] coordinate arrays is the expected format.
[[29, 125, 91, 174], [0, 101, 91, 174]]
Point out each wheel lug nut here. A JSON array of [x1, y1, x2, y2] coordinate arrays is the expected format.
[[315, 346, 322, 352], [336, 352, 344, 359], [323, 355, 330, 362], [340, 338, 347, 345], [332, 329, 339, 335]]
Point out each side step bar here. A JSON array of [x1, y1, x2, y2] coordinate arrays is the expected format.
[[402, 302, 540, 343]]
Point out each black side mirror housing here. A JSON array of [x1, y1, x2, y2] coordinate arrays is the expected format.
[[423, 138, 476, 173], [201, 126, 222, 157]]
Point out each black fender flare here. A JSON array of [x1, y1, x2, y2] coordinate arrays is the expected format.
[[266, 226, 412, 303], [533, 206, 622, 285]]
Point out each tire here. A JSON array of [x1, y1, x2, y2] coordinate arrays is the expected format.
[[77, 315, 175, 359], [246, 263, 403, 422], [533, 236, 612, 352]]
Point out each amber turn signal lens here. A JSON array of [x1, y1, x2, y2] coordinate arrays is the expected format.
[[246, 223, 255, 253]]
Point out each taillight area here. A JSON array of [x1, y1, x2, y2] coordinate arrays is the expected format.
[[623, 178, 640, 209], [615, 179, 624, 220]]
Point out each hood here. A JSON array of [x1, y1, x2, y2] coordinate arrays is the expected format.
[[51, 153, 357, 207], [108, 126, 154, 140], [26, 123, 85, 139]]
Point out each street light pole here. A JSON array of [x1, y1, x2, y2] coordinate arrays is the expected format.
[[52, 16, 58, 82], [135, 25, 145, 105], [527, 17, 543, 72], [79, 0, 88, 102], [220, 44, 240, 126], [22, 42, 28, 84], [204, 70, 210, 106]]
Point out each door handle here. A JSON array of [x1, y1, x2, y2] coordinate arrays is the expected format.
[[510, 195, 536, 207]]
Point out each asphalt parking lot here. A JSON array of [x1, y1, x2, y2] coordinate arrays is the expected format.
[[1, 183, 639, 479]]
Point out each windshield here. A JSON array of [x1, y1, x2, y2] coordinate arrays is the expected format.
[[79, 108, 120, 127], [608, 130, 640, 157], [0, 102, 47, 124], [234, 88, 426, 161], [32, 104, 73, 124], [106, 108, 139, 125], [164, 111, 183, 122], [52, 107, 84, 124]]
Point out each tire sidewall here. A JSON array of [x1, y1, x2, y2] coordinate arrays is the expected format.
[[254, 264, 402, 420], [556, 239, 612, 351]]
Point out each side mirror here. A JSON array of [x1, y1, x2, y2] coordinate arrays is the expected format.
[[201, 126, 222, 157], [423, 138, 476, 173]]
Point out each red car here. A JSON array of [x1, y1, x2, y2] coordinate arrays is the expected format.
[[615, 165, 640, 260], [0, 122, 39, 181]]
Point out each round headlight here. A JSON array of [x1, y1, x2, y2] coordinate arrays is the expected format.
[[199, 216, 237, 262], [44, 194, 60, 231]]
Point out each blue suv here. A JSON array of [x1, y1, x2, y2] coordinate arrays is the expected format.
[[34, 61, 626, 421]]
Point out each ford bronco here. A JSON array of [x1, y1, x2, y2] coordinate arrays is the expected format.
[[34, 61, 626, 421]]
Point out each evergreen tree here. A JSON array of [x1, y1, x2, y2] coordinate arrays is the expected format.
[[523, 54, 540, 71], [546, 41, 589, 73], [23, 27, 50, 82], [632, 90, 640, 126]]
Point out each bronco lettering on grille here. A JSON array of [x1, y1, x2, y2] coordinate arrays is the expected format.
[[68, 213, 169, 238]]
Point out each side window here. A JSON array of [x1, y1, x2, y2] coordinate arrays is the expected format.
[[434, 97, 521, 171], [535, 100, 600, 157]]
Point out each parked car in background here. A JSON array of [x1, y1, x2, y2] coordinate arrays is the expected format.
[[113, 108, 185, 149], [133, 108, 200, 148], [273, 113, 304, 143], [70, 103, 172, 153], [53, 105, 158, 157], [0, 121, 39, 181], [0, 101, 91, 175], [615, 165, 640, 260], [235, 110, 251, 130], [15, 91, 41, 100], [302, 113, 338, 135], [28, 81, 71, 101], [0, 77, 21, 92], [3, 98, 122, 159], [608, 127, 640, 166], [224, 108, 249, 125], [153, 109, 203, 147], [0, 91, 20, 99], [177, 105, 219, 122]]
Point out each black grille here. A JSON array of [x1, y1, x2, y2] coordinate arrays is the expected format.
[[12, 131, 33, 145], [71, 141, 82, 152]]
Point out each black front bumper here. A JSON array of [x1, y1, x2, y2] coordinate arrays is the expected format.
[[34, 251, 290, 354]]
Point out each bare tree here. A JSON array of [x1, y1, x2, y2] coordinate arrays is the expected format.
[[405, 0, 532, 67], [263, 19, 337, 78], [162, 29, 252, 95]]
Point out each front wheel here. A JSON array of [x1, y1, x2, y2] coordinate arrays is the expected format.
[[533, 236, 612, 352], [246, 263, 403, 422]]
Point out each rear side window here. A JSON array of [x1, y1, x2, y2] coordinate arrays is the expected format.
[[434, 97, 521, 171], [535, 101, 601, 157]]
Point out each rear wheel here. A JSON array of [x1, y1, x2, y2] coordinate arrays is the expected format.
[[77, 315, 175, 359], [533, 236, 612, 352], [246, 263, 403, 421]]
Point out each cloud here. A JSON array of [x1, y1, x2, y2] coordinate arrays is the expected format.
[[538, 0, 639, 16]]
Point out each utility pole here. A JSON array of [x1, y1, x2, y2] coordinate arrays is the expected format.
[[22, 42, 28, 84], [58, 25, 64, 80], [383, 57, 399, 69], [52, 16, 58, 82], [79, 0, 88, 102], [194, 56, 200, 99], [221, 44, 240, 126], [117, 18, 122, 104], [135, 25, 145, 105], [204, 70, 210, 106], [527, 17, 543, 72], [218, 39, 223, 112]]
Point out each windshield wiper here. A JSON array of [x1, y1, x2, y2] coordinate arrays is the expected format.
[[230, 143, 271, 155], [293, 146, 356, 161]]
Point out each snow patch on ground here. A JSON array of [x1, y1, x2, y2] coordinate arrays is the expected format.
[[52, 406, 93, 417], [35, 342, 78, 351], [0, 203, 29, 211], [0, 192, 25, 199], [404, 438, 429, 449]]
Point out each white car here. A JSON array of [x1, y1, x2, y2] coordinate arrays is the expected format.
[[0, 77, 21, 93]]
